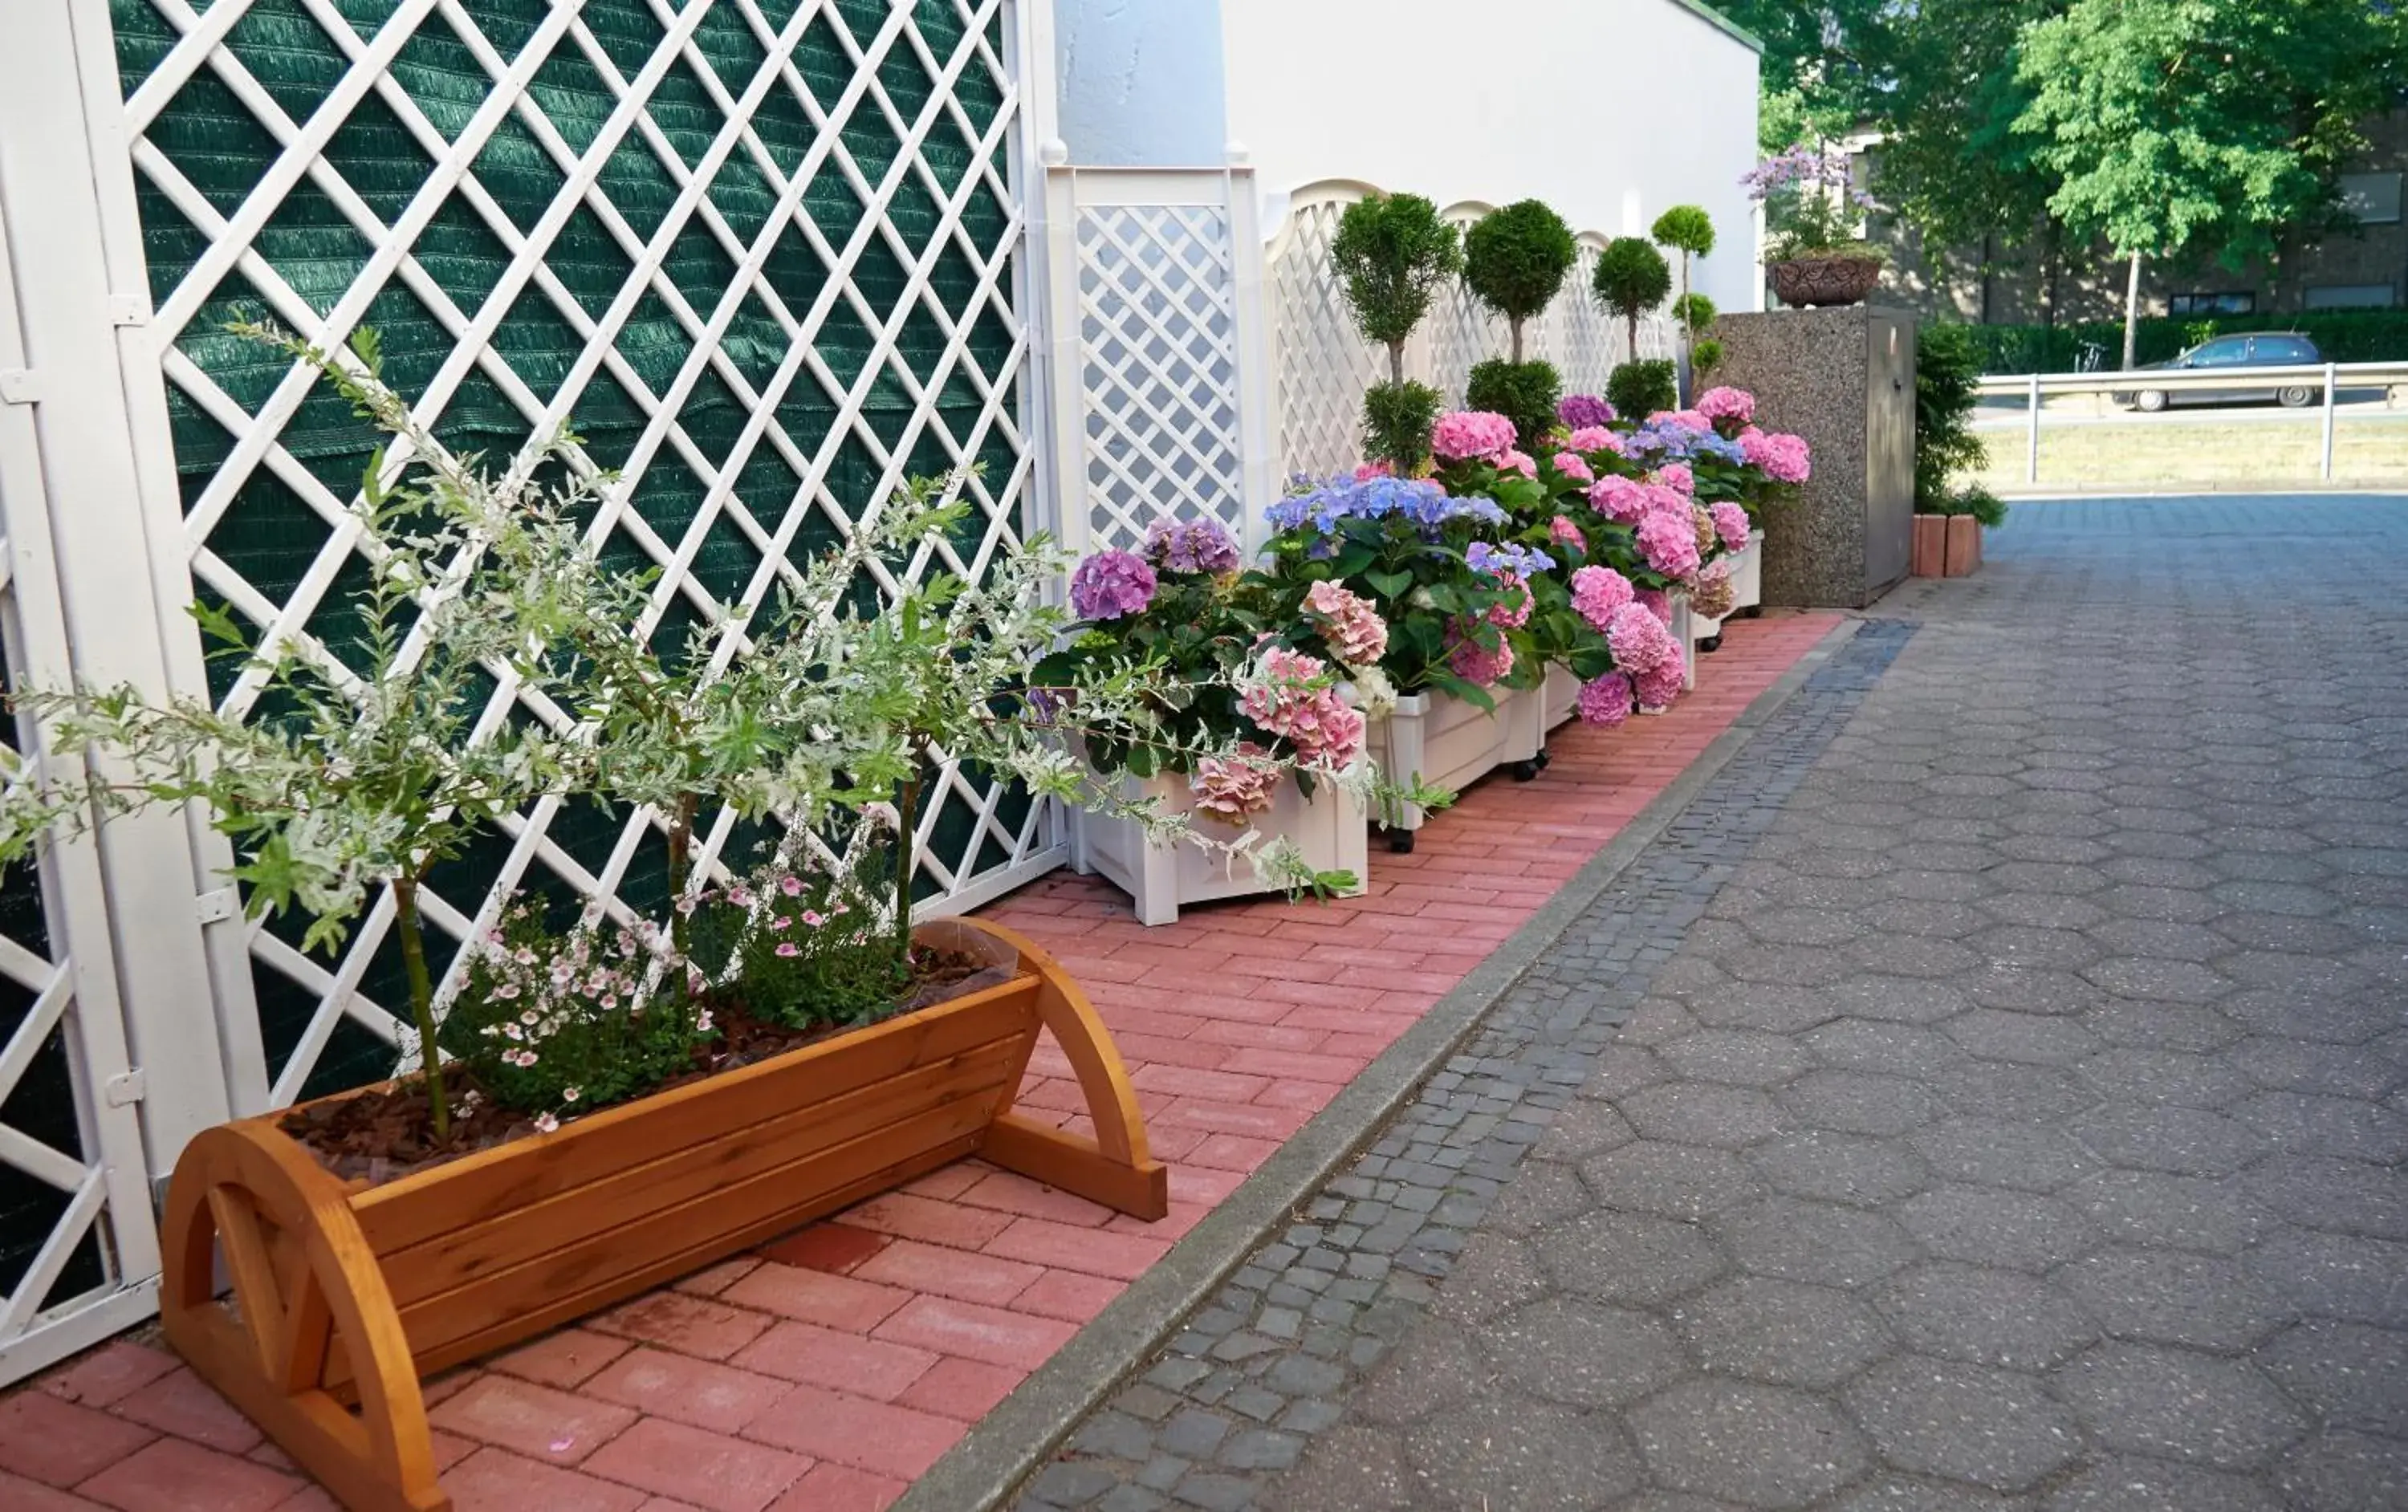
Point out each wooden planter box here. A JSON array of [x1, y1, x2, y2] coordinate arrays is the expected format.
[[1072, 769, 1369, 925], [159, 918, 1165, 1512], [1365, 687, 1532, 847], [1944, 514, 1983, 576], [1912, 514, 1946, 577]]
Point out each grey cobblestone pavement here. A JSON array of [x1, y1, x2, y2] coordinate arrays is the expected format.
[[1015, 495, 2408, 1511]]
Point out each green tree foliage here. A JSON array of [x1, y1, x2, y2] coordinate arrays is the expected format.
[[1593, 237, 1672, 360], [1331, 193, 1462, 470], [1653, 206, 1718, 400], [1464, 201, 1577, 363], [2015, 0, 2406, 367]]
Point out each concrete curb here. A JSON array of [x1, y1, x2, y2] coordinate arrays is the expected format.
[[893, 616, 1867, 1512]]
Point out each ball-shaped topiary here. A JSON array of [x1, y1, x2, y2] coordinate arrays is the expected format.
[[1594, 237, 1673, 360], [1606, 359, 1678, 421], [1672, 292, 1719, 333], [1466, 359, 1563, 453], [1361, 379, 1445, 474], [1691, 338, 1726, 380], [1464, 200, 1577, 362], [1331, 193, 1463, 383], [1650, 205, 1717, 260]]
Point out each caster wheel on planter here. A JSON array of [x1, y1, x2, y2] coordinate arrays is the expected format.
[[1535, 749, 1553, 770], [1385, 827, 1417, 855], [1508, 760, 1540, 782], [1698, 634, 1723, 654]]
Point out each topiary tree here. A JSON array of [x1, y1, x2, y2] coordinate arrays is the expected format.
[[1463, 200, 1578, 449], [1331, 192, 1462, 470], [1653, 206, 1718, 401], [1464, 201, 1577, 364], [1606, 359, 1678, 421], [1594, 236, 1673, 362]]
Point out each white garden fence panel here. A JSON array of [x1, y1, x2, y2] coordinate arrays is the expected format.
[[1263, 181, 1388, 485], [1043, 160, 1276, 556]]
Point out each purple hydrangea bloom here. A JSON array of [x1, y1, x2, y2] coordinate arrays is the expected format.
[[1141, 517, 1243, 575], [1558, 394, 1617, 430], [1465, 541, 1558, 579], [1070, 549, 1157, 620]]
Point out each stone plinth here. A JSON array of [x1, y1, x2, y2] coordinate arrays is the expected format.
[[1715, 305, 1916, 609]]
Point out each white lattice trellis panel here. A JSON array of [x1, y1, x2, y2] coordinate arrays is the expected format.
[[1426, 200, 1505, 409], [1265, 182, 1385, 482], [108, 0, 1055, 1108], [1044, 164, 1274, 556]]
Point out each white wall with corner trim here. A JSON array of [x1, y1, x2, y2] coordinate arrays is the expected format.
[[1218, 0, 1763, 312]]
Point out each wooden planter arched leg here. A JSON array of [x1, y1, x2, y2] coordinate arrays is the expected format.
[[964, 918, 1172, 1221], [161, 1126, 449, 1512]]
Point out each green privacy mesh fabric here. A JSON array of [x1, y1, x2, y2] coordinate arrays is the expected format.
[[112, 0, 1034, 1099]]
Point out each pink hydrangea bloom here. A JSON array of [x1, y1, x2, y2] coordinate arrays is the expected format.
[[1689, 561, 1739, 620], [1239, 647, 1364, 767], [1696, 387, 1755, 426], [1431, 411, 1517, 461], [1189, 743, 1284, 823], [1564, 425, 1624, 455], [1634, 659, 1686, 711], [1354, 459, 1396, 480], [1651, 463, 1695, 497], [1070, 549, 1157, 620], [1636, 507, 1703, 579], [1446, 629, 1515, 686], [1648, 408, 1712, 432], [1498, 449, 1539, 480], [1569, 564, 1635, 631], [1742, 428, 1812, 483], [1549, 514, 1586, 549], [1552, 450, 1596, 483], [1710, 501, 1752, 554], [1693, 504, 1719, 558], [1606, 601, 1680, 674], [1636, 587, 1672, 625], [1588, 475, 1650, 524], [1486, 573, 1533, 630], [1577, 672, 1633, 726], [1302, 579, 1389, 665]]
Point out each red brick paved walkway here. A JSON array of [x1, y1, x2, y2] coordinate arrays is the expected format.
[[0, 612, 1841, 1512]]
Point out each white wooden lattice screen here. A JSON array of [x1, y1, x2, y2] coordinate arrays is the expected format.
[[102, 0, 1055, 1114], [1043, 162, 1275, 557], [1269, 190, 1686, 475]]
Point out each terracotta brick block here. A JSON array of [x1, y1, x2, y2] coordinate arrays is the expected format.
[[719, 1262, 912, 1331], [590, 1293, 775, 1362], [1945, 514, 1983, 576], [755, 1221, 890, 1276], [728, 1320, 938, 1401], [0, 1389, 157, 1488], [740, 1386, 962, 1481], [580, 1417, 810, 1512], [870, 1295, 1076, 1372], [428, 1375, 639, 1464], [838, 1191, 1015, 1249], [438, 1447, 650, 1512], [76, 1437, 299, 1512], [954, 1171, 1115, 1227], [1008, 1269, 1124, 1325], [768, 1461, 908, 1512], [848, 1238, 1043, 1308], [982, 1217, 1171, 1281], [38, 1342, 178, 1409], [109, 1367, 261, 1454], [894, 1357, 1025, 1421], [490, 1327, 636, 1389], [584, 1349, 793, 1434], [0, 1467, 112, 1510], [1221, 1047, 1367, 1084], [1184, 1132, 1280, 1171]]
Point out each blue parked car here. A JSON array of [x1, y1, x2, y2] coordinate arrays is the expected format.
[[2114, 332, 2327, 412]]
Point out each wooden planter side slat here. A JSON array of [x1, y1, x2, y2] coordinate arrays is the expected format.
[[349, 975, 1039, 1253], [374, 1033, 1032, 1313], [160, 919, 1166, 1512]]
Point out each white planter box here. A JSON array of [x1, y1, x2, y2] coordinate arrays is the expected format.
[[1365, 687, 1533, 845], [1544, 663, 1580, 730], [1735, 528, 1765, 612], [1673, 594, 1697, 693], [1071, 769, 1369, 927]]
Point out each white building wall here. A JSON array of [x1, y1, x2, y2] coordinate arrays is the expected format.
[[1218, 0, 1763, 311], [1052, 0, 1230, 165]]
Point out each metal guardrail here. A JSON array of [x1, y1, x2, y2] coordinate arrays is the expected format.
[[1975, 362, 2408, 485]]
